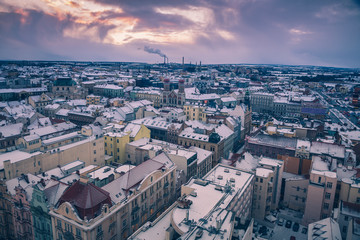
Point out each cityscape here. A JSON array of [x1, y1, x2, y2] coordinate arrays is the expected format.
[[0, 61, 359, 240], [0, 0, 360, 240]]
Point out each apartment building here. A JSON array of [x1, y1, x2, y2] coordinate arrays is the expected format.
[[250, 92, 274, 114], [133, 89, 161, 108], [104, 132, 130, 163], [183, 104, 207, 122], [303, 156, 338, 225], [339, 177, 360, 204], [132, 117, 183, 144], [337, 201, 360, 240], [252, 168, 275, 220], [28, 93, 52, 114], [0, 180, 15, 240], [86, 94, 101, 105], [126, 138, 213, 180], [245, 132, 297, 159], [229, 103, 252, 139], [282, 173, 309, 212], [178, 131, 224, 167], [104, 124, 150, 164], [94, 84, 124, 98], [50, 157, 177, 240], [0, 125, 104, 179], [130, 164, 254, 240]]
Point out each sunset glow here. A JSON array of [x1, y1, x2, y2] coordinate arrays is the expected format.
[[0, 0, 359, 66]]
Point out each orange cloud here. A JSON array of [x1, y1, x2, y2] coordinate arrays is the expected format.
[[1, 0, 234, 46], [14, 9, 29, 24]]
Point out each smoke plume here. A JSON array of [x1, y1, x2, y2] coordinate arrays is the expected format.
[[144, 46, 167, 58]]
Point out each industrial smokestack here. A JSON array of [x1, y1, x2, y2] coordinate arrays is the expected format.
[[182, 57, 184, 65]]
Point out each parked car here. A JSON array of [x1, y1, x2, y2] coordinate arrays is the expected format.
[[259, 226, 267, 235], [277, 218, 284, 226], [285, 220, 292, 229], [253, 222, 259, 233], [292, 223, 300, 232], [301, 227, 308, 234]]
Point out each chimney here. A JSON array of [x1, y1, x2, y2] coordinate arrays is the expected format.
[[79, 175, 89, 184], [216, 219, 221, 231], [182, 57, 184, 65]]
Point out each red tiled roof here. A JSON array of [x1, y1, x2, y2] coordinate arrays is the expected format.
[[58, 181, 112, 220]]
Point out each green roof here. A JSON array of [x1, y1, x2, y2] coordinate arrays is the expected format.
[[53, 77, 77, 86]]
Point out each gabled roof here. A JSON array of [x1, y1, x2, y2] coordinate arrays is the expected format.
[[58, 181, 112, 219], [124, 159, 164, 190]]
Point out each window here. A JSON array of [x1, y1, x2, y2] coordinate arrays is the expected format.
[[325, 192, 331, 199], [357, 197, 360, 204], [318, 177, 322, 184], [260, 178, 263, 183], [297, 187, 300, 191], [93, 142, 96, 146], [94, 150, 96, 154], [343, 226, 347, 233], [57, 219, 62, 227], [323, 203, 329, 210], [105, 143, 107, 147], [76, 228, 81, 237], [97, 225, 103, 233], [327, 182, 333, 189]]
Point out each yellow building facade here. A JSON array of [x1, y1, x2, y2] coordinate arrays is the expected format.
[[86, 95, 101, 105], [183, 105, 207, 122], [104, 124, 150, 164]]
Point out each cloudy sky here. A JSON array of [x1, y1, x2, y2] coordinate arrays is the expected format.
[[0, 0, 359, 67]]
